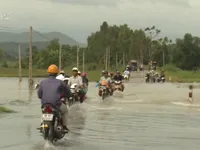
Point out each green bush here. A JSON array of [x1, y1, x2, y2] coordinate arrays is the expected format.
[[2, 61, 8, 68]]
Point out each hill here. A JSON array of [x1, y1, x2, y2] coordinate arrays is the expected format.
[[0, 31, 86, 57]]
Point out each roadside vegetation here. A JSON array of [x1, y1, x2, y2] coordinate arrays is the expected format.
[[162, 65, 200, 83], [0, 21, 199, 82], [0, 106, 16, 113]]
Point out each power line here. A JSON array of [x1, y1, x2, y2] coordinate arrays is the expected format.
[[0, 25, 53, 42], [0, 25, 28, 32], [32, 29, 51, 41], [0, 24, 27, 30]]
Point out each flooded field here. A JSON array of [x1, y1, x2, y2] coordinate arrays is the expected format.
[[1, 73, 200, 150]]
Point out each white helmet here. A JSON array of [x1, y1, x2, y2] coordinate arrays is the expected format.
[[63, 77, 69, 81], [78, 71, 81, 74], [72, 67, 78, 71], [60, 70, 65, 74], [56, 74, 65, 80]]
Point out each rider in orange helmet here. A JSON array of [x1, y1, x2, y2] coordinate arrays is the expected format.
[[37, 64, 70, 133]]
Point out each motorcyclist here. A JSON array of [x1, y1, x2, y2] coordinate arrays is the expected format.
[[145, 71, 150, 82], [126, 65, 131, 72], [37, 64, 70, 133], [152, 61, 157, 70], [63, 77, 70, 86], [160, 69, 165, 78], [123, 68, 130, 79], [68, 67, 84, 103], [81, 72, 89, 100], [56, 70, 65, 80], [101, 70, 105, 76], [99, 70, 112, 96], [110, 72, 114, 81], [78, 71, 81, 76], [59, 70, 70, 78], [109, 72, 115, 88], [113, 71, 124, 91], [82, 72, 89, 87]]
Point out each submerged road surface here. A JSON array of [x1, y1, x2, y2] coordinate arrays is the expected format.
[[1, 73, 200, 150]]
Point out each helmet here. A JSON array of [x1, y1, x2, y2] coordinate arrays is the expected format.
[[110, 72, 114, 76], [72, 67, 78, 71], [78, 71, 81, 74], [47, 64, 59, 74], [104, 70, 108, 74], [60, 70, 65, 74], [102, 70, 105, 73], [82, 72, 86, 77], [56, 74, 64, 80], [116, 71, 120, 74]]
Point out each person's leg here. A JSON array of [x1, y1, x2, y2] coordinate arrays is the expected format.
[[121, 84, 124, 91], [59, 103, 69, 133], [98, 88, 102, 96], [79, 90, 85, 103]]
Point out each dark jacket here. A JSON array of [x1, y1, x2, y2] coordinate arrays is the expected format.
[[82, 77, 88, 84], [37, 76, 70, 106], [113, 75, 124, 81]]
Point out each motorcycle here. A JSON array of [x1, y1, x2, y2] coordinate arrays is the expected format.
[[114, 80, 123, 91], [68, 83, 80, 106], [40, 103, 66, 143], [100, 81, 110, 100], [153, 73, 159, 83], [34, 83, 40, 89], [123, 74, 129, 80], [145, 73, 150, 83], [157, 76, 165, 83]]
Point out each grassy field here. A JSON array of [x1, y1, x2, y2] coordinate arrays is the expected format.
[[0, 65, 199, 82], [0, 106, 16, 113], [0, 67, 110, 81], [161, 65, 200, 83]]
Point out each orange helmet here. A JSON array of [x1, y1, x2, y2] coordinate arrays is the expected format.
[[47, 64, 59, 74]]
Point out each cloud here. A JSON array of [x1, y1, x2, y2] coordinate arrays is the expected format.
[[0, 0, 199, 43]]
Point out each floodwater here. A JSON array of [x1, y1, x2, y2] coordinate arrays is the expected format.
[[1, 72, 200, 150]]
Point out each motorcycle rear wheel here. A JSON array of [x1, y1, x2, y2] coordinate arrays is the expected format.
[[43, 123, 54, 143]]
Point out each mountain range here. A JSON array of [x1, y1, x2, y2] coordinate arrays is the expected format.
[[0, 31, 86, 57]]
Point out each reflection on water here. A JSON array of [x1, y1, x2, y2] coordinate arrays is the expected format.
[[26, 124, 31, 139], [28, 89, 34, 102]]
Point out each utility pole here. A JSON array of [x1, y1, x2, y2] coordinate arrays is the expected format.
[[108, 46, 110, 70], [28, 26, 33, 89], [123, 53, 125, 66], [18, 43, 22, 82], [104, 53, 106, 69], [59, 43, 62, 70], [105, 48, 108, 70], [163, 49, 165, 66], [116, 52, 118, 69], [83, 48, 85, 72], [77, 46, 79, 68]]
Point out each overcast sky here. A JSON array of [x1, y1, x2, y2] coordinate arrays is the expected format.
[[0, 0, 200, 43]]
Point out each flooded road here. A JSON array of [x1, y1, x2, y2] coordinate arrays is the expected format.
[[1, 73, 200, 150]]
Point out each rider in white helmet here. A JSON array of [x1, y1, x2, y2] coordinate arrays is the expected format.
[[68, 67, 84, 103], [56, 70, 65, 80]]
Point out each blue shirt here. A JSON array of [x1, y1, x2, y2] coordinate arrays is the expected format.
[[37, 76, 70, 106]]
